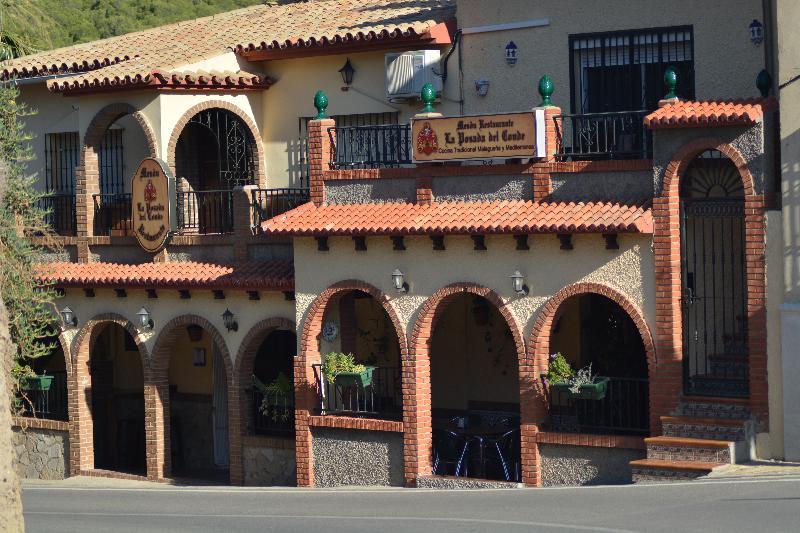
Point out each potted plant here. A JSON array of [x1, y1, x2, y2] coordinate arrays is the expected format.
[[542, 353, 609, 401], [22, 374, 54, 392], [321, 352, 375, 388]]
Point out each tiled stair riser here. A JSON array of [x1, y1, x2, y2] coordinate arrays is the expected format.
[[645, 444, 731, 464], [662, 421, 745, 442], [678, 402, 751, 420], [631, 468, 707, 483]]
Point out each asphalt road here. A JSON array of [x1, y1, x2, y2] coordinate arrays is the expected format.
[[22, 476, 800, 533]]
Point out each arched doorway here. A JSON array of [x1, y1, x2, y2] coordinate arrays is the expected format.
[[88, 323, 146, 474], [315, 290, 403, 419], [174, 107, 257, 234], [157, 322, 231, 482], [548, 293, 649, 435], [680, 150, 748, 398], [429, 293, 521, 482]]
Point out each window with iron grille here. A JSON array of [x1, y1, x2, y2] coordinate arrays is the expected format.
[[569, 26, 695, 113], [99, 128, 125, 196], [44, 132, 79, 193]]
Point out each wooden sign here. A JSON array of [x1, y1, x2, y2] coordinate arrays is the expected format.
[[411, 112, 538, 162], [131, 158, 176, 253]]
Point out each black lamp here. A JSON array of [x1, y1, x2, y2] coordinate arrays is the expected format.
[[222, 308, 238, 332], [61, 306, 77, 328], [339, 58, 355, 89], [136, 307, 154, 330]]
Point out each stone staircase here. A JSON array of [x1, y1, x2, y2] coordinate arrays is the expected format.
[[630, 398, 755, 483]]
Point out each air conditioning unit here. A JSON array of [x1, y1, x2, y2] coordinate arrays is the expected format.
[[385, 50, 442, 99]]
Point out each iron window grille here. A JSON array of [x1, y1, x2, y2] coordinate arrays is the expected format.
[[44, 132, 79, 194], [99, 128, 125, 196], [569, 26, 695, 114]]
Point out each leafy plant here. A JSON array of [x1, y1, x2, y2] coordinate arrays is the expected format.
[[543, 352, 574, 386], [320, 352, 365, 384], [567, 363, 598, 394], [257, 372, 293, 423]]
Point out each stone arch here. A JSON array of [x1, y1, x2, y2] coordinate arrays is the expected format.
[[528, 282, 657, 430], [230, 317, 296, 486], [295, 280, 408, 487], [148, 314, 233, 480], [655, 137, 767, 428], [166, 100, 267, 188], [406, 283, 526, 487], [76, 103, 158, 238], [69, 313, 150, 476]]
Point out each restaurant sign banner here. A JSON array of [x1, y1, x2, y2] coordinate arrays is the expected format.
[[411, 111, 543, 163], [131, 158, 176, 253]]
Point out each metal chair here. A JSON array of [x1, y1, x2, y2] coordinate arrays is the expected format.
[[481, 428, 521, 482], [432, 428, 472, 477]]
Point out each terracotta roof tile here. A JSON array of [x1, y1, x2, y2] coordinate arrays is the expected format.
[[35, 260, 294, 291], [644, 99, 774, 129], [260, 200, 653, 236], [1, 0, 454, 94]]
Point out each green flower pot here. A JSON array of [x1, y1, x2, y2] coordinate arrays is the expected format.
[[333, 366, 375, 388], [23, 375, 54, 392], [552, 377, 609, 400]]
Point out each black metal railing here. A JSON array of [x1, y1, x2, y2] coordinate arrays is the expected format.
[[37, 193, 76, 236], [329, 124, 412, 169], [312, 365, 402, 420], [250, 188, 309, 227], [177, 190, 234, 234], [252, 388, 295, 437], [92, 193, 132, 236], [19, 371, 68, 422], [554, 111, 652, 161], [546, 376, 649, 436]]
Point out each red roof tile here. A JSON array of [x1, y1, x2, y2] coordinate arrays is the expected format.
[[644, 99, 772, 129], [35, 260, 294, 291], [260, 200, 653, 236]]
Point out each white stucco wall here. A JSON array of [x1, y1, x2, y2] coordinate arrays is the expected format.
[[455, 0, 766, 114], [56, 289, 295, 370], [293, 233, 656, 354]]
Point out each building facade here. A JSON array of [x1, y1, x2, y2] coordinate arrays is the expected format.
[[2, 0, 793, 485]]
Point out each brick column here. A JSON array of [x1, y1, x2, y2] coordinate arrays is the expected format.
[[232, 185, 256, 263], [745, 195, 768, 426], [75, 154, 98, 238], [416, 177, 433, 205], [306, 118, 335, 207], [531, 106, 560, 200]]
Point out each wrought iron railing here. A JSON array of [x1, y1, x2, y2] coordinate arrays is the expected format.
[[19, 371, 68, 422], [177, 190, 234, 234], [92, 193, 132, 236], [250, 188, 309, 228], [37, 193, 76, 236], [554, 111, 652, 161], [329, 124, 412, 169], [546, 376, 649, 436], [252, 388, 295, 437], [312, 364, 402, 420]]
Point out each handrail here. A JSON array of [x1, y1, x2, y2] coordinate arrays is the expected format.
[[553, 110, 652, 161], [329, 124, 412, 169]]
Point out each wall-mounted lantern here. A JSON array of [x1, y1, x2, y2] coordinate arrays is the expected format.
[[510, 270, 529, 296], [339, 58, 355, 89], [136, 307, 153, 330], [60, 306, 77, 328], [749, 19, 764, 46], [222, 308, 238, 332], [475, 79, 490, 97], [391, 268, 409, 293], [505, 41, 518, 66]]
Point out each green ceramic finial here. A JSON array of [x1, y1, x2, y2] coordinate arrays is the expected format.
[[664, 67, 678, 100], [756, 69, 772, 97], [420, 83, 436, 113], [538, 75, 554, 107], [313, 90, 329, 119]]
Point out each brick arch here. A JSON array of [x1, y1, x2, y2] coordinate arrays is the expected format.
[[528, 282, 657, 431], [166, 100, 267, 188], [230, 317, 296, 486], [295, 280, 408, 487], [148, 314, 233, 481], [76, 103, 158, 238], [655, 137, 767, 429], [69, 313, 150, 476], [406, 283, 526, 487]]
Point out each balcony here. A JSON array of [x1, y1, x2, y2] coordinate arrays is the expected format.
[[312, 364, 402, 420], [250, 188, 310, 228], [37, 193, 76, 236], [18, 371, 68, 422], [554, 110, 652, 161], [252, 387, 295, 438], [93, 193, 132, 236], [177, 190, 234, 235], [329, 124, 412, 169]]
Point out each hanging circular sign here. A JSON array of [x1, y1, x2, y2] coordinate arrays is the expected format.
[[131, 158, 176, 253]]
